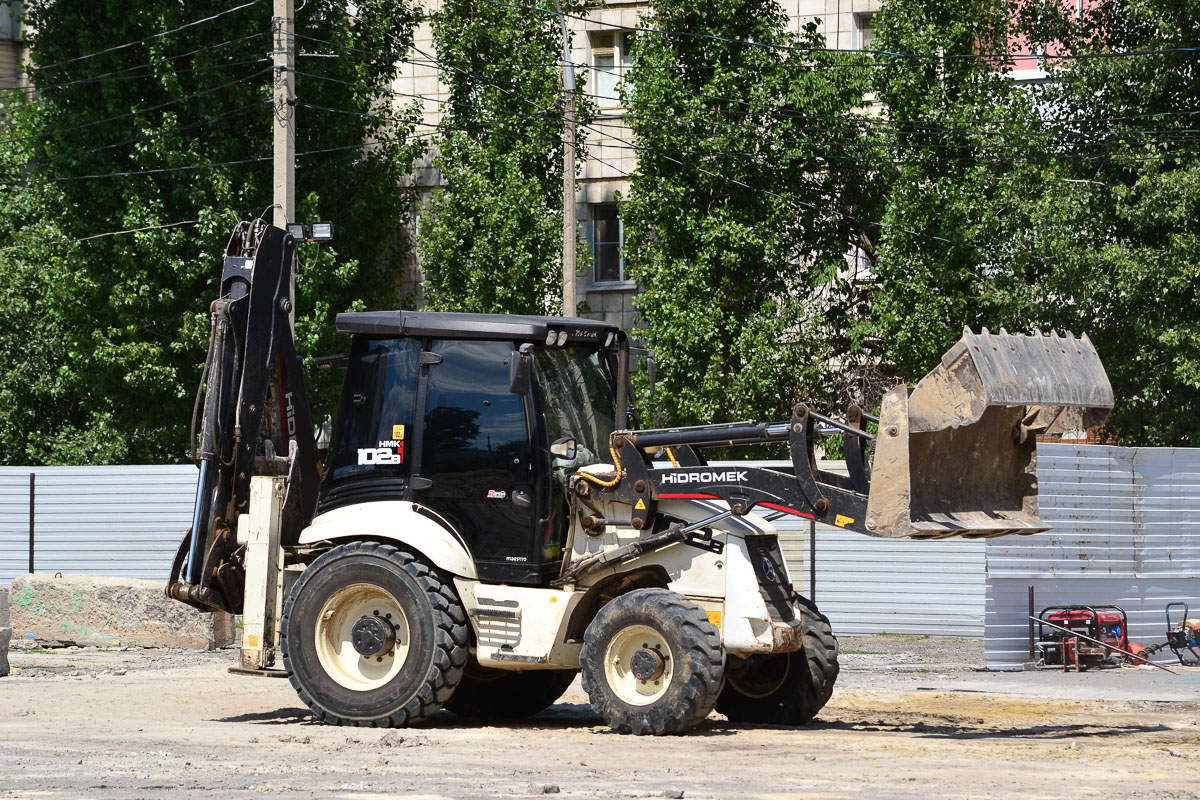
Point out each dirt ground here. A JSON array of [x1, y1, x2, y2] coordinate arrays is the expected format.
[[2, 636, 1198, 800]]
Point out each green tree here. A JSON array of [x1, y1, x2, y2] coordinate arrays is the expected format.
[[1010, 0, 1200, 444], [868, 0, 1032, 379], [621, 0, 878, 427], [0, 0, 423, 464], [417, 0, 590, 315], [871, 0, 1200, 445]]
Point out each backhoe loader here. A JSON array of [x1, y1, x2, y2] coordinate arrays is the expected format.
[[168, 221, 1113, 734]]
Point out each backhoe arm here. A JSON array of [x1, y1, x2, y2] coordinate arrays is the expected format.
[[167, 222, 319, 613]]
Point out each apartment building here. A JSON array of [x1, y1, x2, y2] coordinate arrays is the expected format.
[[395, 0, 883, 328], [0, 1, 25, 96]]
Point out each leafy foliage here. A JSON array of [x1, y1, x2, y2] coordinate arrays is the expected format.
[[417, 0, 591, 315], [0, 0, 423, 464], [621, 0, 879, 427], [871, 0, 1200, 445]]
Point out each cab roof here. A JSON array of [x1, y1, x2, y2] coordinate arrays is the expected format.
[[335, 311, 623, 345]]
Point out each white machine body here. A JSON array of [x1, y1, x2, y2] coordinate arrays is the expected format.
[[239, 483, 809, 671]]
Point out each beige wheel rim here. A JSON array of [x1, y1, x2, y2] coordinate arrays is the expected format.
[[604, 624, 672, 706], [314, 582, 411, 691]]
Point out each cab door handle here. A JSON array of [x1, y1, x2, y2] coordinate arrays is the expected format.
[[512, 487, 532, 509]]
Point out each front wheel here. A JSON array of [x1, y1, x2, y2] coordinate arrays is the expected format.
[[280, 541, 469, 727], [717, 596, 838, 725], [580, 589, 725, 735]]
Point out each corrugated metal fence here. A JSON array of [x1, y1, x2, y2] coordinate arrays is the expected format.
[[734, 462, 987, 637], [1, 460, 988, 637], [985, 444, 1200, 669], [0, 465, 197, 585]]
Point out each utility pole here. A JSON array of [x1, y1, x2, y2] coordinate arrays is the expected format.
[[272, 0, 296, 331], [553, 0, 576, 316]]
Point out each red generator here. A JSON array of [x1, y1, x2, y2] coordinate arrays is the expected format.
[[1037, 606, 1129, 671]]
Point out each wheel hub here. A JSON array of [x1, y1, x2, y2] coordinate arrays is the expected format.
[[629, 647, 665, 681], [351, 614, 396, 657]]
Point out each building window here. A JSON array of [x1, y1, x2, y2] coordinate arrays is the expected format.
[[591, 203, 623, 283], [591, 32, 632, 108], [850, 245, 875, 284], [854, 13, 875, 51]]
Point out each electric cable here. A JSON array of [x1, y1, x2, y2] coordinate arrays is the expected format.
[[476, 0, 1200, 63], [0, 97, 268, 176], [0, 67, 271, 148], [303, 39, 1200, 150], [0, 33, 269, 99], [0, 0, 262, 83], [0, 217, 201, 253]]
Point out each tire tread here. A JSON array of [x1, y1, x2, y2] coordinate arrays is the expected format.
[[280, 541, 468, 728]]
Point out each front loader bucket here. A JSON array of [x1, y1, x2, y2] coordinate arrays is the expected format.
[[866, 328, 1113, 539]]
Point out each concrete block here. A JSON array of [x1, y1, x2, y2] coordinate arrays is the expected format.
[[9, 574, 235, 651]]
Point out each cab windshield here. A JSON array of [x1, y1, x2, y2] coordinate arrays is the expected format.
[[534, 347, 617, 468]]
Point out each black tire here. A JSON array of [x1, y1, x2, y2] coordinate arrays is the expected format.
[[580, 588, 725, 735], [717, 595, 838, 725], [280, 541, 469, 727], [445, 658, 577, 719]]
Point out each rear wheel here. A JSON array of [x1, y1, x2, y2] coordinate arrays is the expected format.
[[580, 589, 724, 735], [280, 541, 469, 727], [717, 596, 838, 725], [446, 658, 577, 719]]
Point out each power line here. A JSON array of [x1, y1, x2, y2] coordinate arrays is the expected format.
[[0, 68, 270, 149], [0, 0, 262, 83], [0, 99, 267, 177], [298, 54, 1200, 168], [0, 153, 272, 187], [478, 0, 1200, 63], [0, 34, 269, 99], [305, 36, 1200, 148], [0, 218, 201, 253]]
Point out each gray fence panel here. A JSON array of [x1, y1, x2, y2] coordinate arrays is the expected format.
[[0, 465, 198, 585], [4, 458, 991, 638], [727, 461, 986, 638], [985, 444, 1200, 669], [0, 469, 31, 584]]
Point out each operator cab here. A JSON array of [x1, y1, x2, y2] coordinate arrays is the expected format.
[[316, 311, 626, 585]]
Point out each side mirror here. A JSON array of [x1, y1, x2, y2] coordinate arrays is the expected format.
[[550, 437, 577, 460], [509, 343, 534, 394], [632, 347, 656, 404]]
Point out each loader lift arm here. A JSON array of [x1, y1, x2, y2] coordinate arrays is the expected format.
[[574, 328, 1113, 544], [167, 221, 320, 614]]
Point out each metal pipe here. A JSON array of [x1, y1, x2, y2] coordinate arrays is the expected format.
[[28, 472, 35, 574], [1027, 586, 1035, 663], [1029, 616, 1177, 674], [629, 422, 785, 449], [809, 517, 816, 601], [615, 337, 629, 431], [681, 508, 733, 534], [806, 409, 876, 440], [187, 460, 210, 584]]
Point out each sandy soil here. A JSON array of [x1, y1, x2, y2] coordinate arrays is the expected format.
[[1, 638, 1198, 800]]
